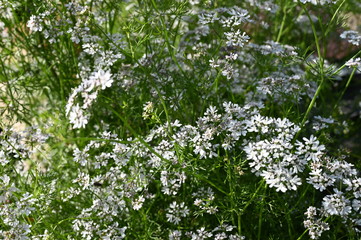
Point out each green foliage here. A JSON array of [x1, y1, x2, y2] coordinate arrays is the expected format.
[[0, 0, 361, 239]]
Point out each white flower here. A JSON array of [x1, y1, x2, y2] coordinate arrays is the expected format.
[[142, 101, 154, 119], [27, 15, 43, 32], [0, 174, 11, 186], [0, 150, 9, 166], [169, 230, 182, 240], [189, 0, 200, 5], [225, 30, 250, 47], [132, 195, 145, 210], [69, 104, 89, 129], [166, 201, 189, 225], [260, 165, 302, 192], [322, 190, 352, 216], [352, 199, 361, 211], [190, 227, 213, 239], [209, 59, 220, 68], [307, 168, 335, 191], [83, 42, 100, 55], [297, 0, 336, 5], [345, 57, 361, 68], [91, 69, 113, 90], [304, 206, 330, 239], [198, 12, 219, 25], [160, 171, 186, 195], [340, 30, 361, 46]]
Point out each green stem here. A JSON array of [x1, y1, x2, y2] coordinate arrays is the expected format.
[[257, 184, 267, 240], [242, 179, 265, 213], [287, 185, 310, 215], [286, 210, 294, 239], [294, 2, 325, 140], [111, 107, 228, 196], [300, 79, 323, 128], [238, 213, 242, 236], [226, 153, 237, 226], [301, 3, 323, 66], [276, 6, 287, 42], [150, 0, 187, 78], [324, 0, 347, 36], [151, 80, 173, 134], [213, 69, 222, 93], [193, 172, 229, 195], [296, 228, 308, 240], [333, 67, 357, 112]]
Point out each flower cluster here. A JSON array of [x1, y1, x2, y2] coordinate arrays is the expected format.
[[297, 0, 337, 5], [3, 0, 361, 239], [0, 190, 37, 239], [345, 57, 361, 69], [26, 2, 124, 129], [341, 30, 361, 46], [304, 206, 330, 239], [304, 155, 361, 236]]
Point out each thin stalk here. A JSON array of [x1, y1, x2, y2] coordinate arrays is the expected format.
[[294, 2, 325, 140], [226, 153, 237, 226], [333, 67, 357, 112], [297, 228, 308, 240], [150, 0, 187, 78], [238, 213, 242, 236], [257, 209, 263, 240], [286, 210, 294, 239], [213, 68, 222, 94], [332, 50, 361, 75], [151, 78, 173, 134], [287, 185, 310, 214], [300, 3, 323, 65], [193, 172, 229, 195], [110, 107, 168, 163], [257, 184, 267, 240], [64, 137, 133, 144], [110, 107, 227, 196], [324, 0, 347, 36], [242, 179, 265, 213], [125, 31, 135, 60], [299, 79, 323, 129], [276, 6, 288, 42]]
